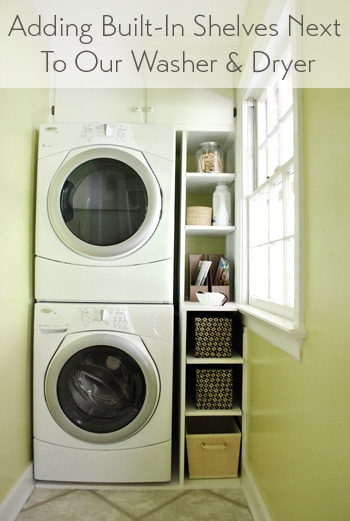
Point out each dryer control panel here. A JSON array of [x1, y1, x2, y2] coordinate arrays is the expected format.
[[81, 123, 128, 142]]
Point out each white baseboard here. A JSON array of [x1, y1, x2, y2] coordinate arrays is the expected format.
[[0, 464, 35, 521], [241, 461, 272, 521], [0, 461, 270, 521]]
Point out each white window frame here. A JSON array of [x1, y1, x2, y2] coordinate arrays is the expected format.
[[248, 89, 295, 320], [235, 0, 306, 361], [236, 87, 305, 361]]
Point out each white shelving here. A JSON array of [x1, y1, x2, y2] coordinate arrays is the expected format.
[[177, 129, 243, 486], [179, 130, 236, 304]]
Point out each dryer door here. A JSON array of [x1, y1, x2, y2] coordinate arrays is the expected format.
[[48, 147, 161, 259], [45, 332, 160, 443]]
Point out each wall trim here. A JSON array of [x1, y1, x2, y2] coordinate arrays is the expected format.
[[241, 462, 272, 521], [239, 306, 305, 361], [0, 464, 34, 521]]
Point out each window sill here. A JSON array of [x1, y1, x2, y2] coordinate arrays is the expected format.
[[237, 304, 306, 361]]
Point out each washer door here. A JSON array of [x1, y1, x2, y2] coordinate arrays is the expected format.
[[48, 147, 161, 259], [45, 333, 160, 444]]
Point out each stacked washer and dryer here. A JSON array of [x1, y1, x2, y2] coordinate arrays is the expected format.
[[33, 123, 176, 483]]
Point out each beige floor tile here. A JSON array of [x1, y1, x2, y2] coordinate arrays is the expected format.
[[21, 488, 73, 509], [141, 489, 253, 521], [96, 489, 184, 517], [16, 486, 254, 521], [16, 490, 129, 521], [209, 487, 251, 508]]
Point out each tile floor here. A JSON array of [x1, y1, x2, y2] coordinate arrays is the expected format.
[[16, 486, 254, 521]]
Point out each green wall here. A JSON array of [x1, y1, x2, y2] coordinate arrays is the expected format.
[[245, 89, 350, 520], [0, 16, 349, 520], [0, 89, 48, 503]]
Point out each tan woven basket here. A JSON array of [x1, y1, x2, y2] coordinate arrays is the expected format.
[[186, 206, 212, 226]]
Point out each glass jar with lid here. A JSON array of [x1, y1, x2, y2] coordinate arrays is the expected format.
[[196, 142, 223, 173]]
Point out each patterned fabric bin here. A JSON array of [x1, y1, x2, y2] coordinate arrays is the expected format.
[[195, 368, 233, 409], [194, 316, 232, 358]]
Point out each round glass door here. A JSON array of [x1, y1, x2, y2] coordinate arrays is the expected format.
[[60, 158, 148, 247], [48, 147, 162, 259], [45, 333, 159, 443]]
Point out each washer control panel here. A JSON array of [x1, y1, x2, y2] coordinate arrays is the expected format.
[[79, 306, 132, 332], [36, 305, 133, 333]]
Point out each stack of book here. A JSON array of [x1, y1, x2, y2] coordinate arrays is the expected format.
[[194, 257, 229, 287]]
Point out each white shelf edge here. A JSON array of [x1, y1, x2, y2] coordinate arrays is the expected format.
[[186, 172, 236, 193], [186, 355, 243, 365], [186, 172, 236, 178], [180, 302, 239, 311], [185, 225, 236, 237], [185, 402, 242, 417]]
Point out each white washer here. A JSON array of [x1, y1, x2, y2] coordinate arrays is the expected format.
[[33, 302, 173, 483], [35, 123, 175, 303]]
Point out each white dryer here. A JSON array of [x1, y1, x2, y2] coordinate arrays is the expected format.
[[33, 302, 173, 483], [35, 123, 175, 303]]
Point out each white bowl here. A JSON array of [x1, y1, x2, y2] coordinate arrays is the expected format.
[[196, 291, 228, 306]]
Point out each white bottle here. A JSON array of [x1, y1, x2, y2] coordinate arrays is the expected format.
[[212, 183, 231, 226]]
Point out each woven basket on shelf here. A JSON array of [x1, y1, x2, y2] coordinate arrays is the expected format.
[[195, 368, 233, 409], [194, 316, 232, 358], [186, 206, 212, 226]]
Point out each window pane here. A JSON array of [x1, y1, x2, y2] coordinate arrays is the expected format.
[[257, 147, 267, 186], [249, 245, 268, 300], [249, 196, 259, 247], [281, 111, 294, 164], [267, 87, 279, 134], [249, 190, 269, 246], [286, 237, 295, 307], [286, 169, 295, 236], [269, 175, 284, 241], [259, 191, 269, 242], [257, 97, 267, 146], [280, 78, 293, 116], [268, 131, 280, 176], [270, 240, 284, 303]]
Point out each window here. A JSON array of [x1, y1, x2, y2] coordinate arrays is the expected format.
[[237, 60, 306, 360], [248, 83, 295, 319]]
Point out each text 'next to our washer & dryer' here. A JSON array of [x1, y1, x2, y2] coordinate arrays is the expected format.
[[6, 12, 344, 83]]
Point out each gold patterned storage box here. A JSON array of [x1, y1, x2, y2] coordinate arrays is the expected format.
[[195, 368, 233, 409], [194, 316, 232, 358]]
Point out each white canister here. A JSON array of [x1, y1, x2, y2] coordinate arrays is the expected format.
[[212, 183, 231, 226]]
